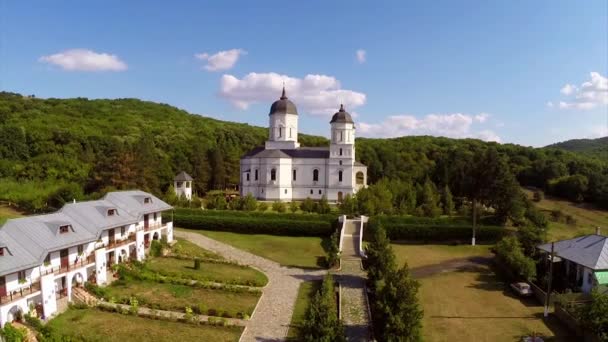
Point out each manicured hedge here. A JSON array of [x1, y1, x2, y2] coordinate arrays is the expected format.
[[174, 212, 335, 237], [368, 217, 507, 243], [174, 208, 336, 223]]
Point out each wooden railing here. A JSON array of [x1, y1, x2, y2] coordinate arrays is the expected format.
[[143, 223, 166, 232], [41, 255, 96, 276], [0, 282, 41, 304], [106, 235, 136, 249]]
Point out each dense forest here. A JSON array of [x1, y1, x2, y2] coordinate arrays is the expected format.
[[547, 137, 608, 160], [0, 92, 606, 213]]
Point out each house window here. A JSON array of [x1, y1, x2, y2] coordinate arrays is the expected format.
[[78, 245, 84, 255], [293, 169, 297, 181], [154, 213, 157, 221], [144, 197, 151, 204], [310, 189, 313, 195], [319, 190, 322, 195], [356, 172, 365, 185], [121, 226, 126, 236], [107, 209, 117, 216], [285, 189, 288, 194], [339, 148, 343, 156], [59, 225, 70, 234], [271, 168, 277, 181], [338, 170, 343, 182], [186, 182, 191, 188], [246, 173, 250, 181], [255, 169, 258, 181], [313, 169, 319, 182], [18, 271, 26, 283]]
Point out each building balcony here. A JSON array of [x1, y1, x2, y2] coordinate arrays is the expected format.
[[106, 235, 136, 249], [143, 223, 167, 232], [41, 255, 96, 277], [0, 282, 41, 305]]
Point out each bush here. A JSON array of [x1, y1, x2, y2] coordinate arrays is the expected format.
[[175, 208, 336, 223], [495, 236, 536, 282], [300, 197, 316, 213], [0, 323, 27, 342], [272, 201, 286, 213], [532, 190, 544, 202], [257, 202, 268, 212], [150, 240, 162, 257], [326, 229, 340, 268]]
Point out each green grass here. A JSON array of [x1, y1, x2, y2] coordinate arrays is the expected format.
[[287, 280, 322, 340], [392, 243, 493, 268], [46, 307, 243, 342], [173, 238, 224, 260], [0, 204, 23, 225], [103, 279, 260, 316], [524, 189, 608, 240], [189, 229, 328, 269], [146, 257, 268, 287]]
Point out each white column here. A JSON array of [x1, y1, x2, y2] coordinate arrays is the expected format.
[[40, 274, 57, 320], [136, 230, 145, 261], [95, 249, 107, 285], [166, 222, 174, 242]]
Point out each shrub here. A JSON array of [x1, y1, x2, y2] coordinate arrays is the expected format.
[[495, 236, 536, 282], [316, 196, 331, 214], [272, 201, 286, 213], [150, 240, 162, 257], [300, 274, 345, 341], [0, 323, 27, 342], [289, 201, 299, 213], [326, 229, 340, 269], [300, 197, 316, 213], [532, 190, 544, 202], [257, 202, 268, 212]]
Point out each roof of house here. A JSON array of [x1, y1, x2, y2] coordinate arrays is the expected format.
[[538, 234, 608, 270], [174, 171, 193, 182], [0, 190, 172, 276]]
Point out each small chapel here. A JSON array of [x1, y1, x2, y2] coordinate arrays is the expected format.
[[240, 88, 367, 202]]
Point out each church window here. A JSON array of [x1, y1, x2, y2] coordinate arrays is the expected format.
[[356, 172, 365, 185], [285, 189, 288, 194], [310, 189, 313, 195], [319, 190, 322, 195], [339, 148, 343, 156], [313, 169, 319, 182], [339, 170, 343, 182], [255, 169, 259, 181], [246, 173, 250, 181], [340, 131, 343, 141], [293, 169, 297, 181], [339, 160, 342, 165], [279, 127, 282, 138], [271, 169, 277, 181]]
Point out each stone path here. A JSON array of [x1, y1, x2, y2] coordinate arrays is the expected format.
[[175, 230, 326, 342], [335, 220, 372, 342]]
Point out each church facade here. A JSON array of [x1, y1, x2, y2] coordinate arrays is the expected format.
[[240, 88, 367, 202]]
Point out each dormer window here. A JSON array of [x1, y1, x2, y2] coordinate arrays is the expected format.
[[59, 225, 70, 234], [144, 197, 152, 204], [107, 209, 117, 216]]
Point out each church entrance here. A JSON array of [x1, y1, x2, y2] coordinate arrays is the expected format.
[[338, 192, 343, 203]]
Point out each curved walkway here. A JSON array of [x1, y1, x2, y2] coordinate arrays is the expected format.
[[175, 230, 326, 342]]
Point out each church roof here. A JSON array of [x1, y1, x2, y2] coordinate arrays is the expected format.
[[269, 87, 298, 116], [330, 104, 354, 124], [174, 171, 193, 181], [243, 146, 330, 159]]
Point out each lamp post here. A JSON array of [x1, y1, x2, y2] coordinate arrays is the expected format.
[[544, 242, 555, 318]]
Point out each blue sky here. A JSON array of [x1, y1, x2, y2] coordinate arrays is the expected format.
[[1, 0, 606, 146]]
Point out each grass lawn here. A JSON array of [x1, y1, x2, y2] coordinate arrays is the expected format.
[[173, 238, 224, 260], [419, 266, 571, 342], [287, 280, 322, 340], [104, 279, 260, 316], [392, 243, 493, 268], [188, 229, 328, 269], [524, 189, 608, 240], [146, 257, 268, 286], [0, 204, 23, 225], [47, 307, 243, 342]]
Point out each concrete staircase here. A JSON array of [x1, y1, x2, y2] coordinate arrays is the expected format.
[[71, 286, 99, 306]]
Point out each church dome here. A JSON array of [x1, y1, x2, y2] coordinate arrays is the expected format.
[[269, 87, 298, 116], [330, 104, 354, 124]]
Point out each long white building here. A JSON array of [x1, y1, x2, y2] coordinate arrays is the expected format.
[[240, 88, 367, 202], [0, 190, 173, 326]]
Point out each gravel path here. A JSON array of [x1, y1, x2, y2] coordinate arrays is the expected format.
[[175, 230, 326, 342]]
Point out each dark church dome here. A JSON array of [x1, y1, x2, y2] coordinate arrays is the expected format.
[[330, 104, 354, 124], [269, 87, 298, 115]]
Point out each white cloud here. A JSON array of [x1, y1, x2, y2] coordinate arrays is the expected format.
[[546, 101, 554, 108], [219, 72, 366, 115], [39, 49, 127, 71], [358, 113, 500, 142], [356, 49, 366, 64], [474, 113, 490, 123], [195, 49, 246, 71], [554, 72, 608, 110]]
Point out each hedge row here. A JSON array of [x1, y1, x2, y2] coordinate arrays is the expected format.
[[174, 213, 335, 237], [368, 218, 507, 242], [174, 208, 336, 223], [376, 215, 501, 226]]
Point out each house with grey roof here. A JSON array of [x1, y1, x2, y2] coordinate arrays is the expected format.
[[240, 88, 367, 202], [537, 230, 608, 294], [173, 171, 193, 200], [0, 190, 173, 327]]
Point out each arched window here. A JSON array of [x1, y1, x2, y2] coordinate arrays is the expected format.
[[279, 127, 282, 138], [313, 169, 319, 182], [356, 171, 364, 185], [271, 168, 277, 181], [339, 148, 343, 156], [293, 169, 297, 181], [340, 131, 343, 141], [255, 169, 259, 181], [338, 170, 343, 182]]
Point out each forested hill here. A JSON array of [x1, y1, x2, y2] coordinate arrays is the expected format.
[[0, 91, 607, 212], [546, 137, 608, 159]]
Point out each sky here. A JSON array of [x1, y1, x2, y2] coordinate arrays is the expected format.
[[1, 0, 607, 147]]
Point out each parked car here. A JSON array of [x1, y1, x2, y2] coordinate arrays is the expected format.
[[510, 282, 533, 297]]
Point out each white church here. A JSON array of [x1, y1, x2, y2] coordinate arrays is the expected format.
[[240, 88, 367, 202]]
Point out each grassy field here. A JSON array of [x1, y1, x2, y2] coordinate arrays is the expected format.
[[104, 279, 260, 316], [189, 230, 328, 269], [46, 307, 243, 342], [419, 266, 571, 341], [287, 280, 322, 340], [146, 257, 268, 286], [392, 244, 493, 268], [173, 238, 224, 260], [524, 189, 608, 240], [0, 204, 23, 225]]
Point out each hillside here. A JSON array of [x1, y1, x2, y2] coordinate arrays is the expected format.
[[0, 92, 607, 213], [546, 137, 608, 159]]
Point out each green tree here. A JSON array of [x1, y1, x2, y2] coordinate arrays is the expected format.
[[289, 200, 299, 213], [365, 222, 397, 286], [326, 229, 341, 268], [300, 197, 316, 213], [300, 274, 345, 342], [418, 179, 441, 218], [580, 290, 608, 341], [339, 193, 356, 216], [240, 193, 258, 211], [316, 195, 331, 214], [441, 184, 455, 216], [495, 236, 536, 281], [272, 201, 286, 213], [257, 202, 268, 212], [164, 185, 178, 205]]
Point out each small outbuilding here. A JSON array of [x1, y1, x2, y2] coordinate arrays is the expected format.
[[174, 171, 193, 200]]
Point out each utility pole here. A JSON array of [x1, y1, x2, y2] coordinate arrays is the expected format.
[[544, 242, 555, 318], [472, 198, 477, 246]]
